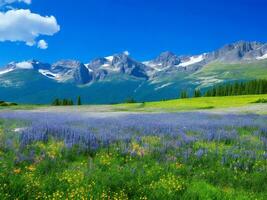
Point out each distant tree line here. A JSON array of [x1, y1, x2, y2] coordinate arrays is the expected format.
[[204, 79, 267, 97], [125, 97, 137, 104], [52, 96, 82, 106], [179, 79, 267, 99], [0, 100, 17, 106], [180, 89, 201, 99]]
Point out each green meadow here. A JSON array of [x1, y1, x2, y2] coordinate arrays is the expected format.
[[2, 94, 267, 113], [0, 94, 267, 199], [113, 94, 267, 112]]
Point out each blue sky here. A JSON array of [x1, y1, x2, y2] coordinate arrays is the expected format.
[[0, 0, 267, 66]]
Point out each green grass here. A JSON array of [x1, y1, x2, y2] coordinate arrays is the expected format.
[[193, 60, 267, 80], [2, 94, 267, 113], [113, 94, 267, 112], [186, 60, 267, 89], [0, 104, 48, 110]]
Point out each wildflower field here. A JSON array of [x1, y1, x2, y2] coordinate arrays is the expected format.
[[0, 109, 267, 199]]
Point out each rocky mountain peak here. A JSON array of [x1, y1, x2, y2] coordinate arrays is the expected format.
[[153, 51, 180, 66], [207, 41, 266, 62], [52, 60, 83, 69], [156, 51, 176, 59]]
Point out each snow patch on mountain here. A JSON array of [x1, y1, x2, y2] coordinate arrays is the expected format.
[[155, 83, 173, 91], [178, 55, 204, 67], [16, 61, 33, 69], [38, 69, 62, 80], [0, 68, 15, 75], [84, 64, 93, 72], [99, 63, 120, 72], [105, 56, 114, 62], [0, 61, 34, 75], [197, 76, 223, 87], [256, 53, 267, 60], [144, 62, 164, 71]]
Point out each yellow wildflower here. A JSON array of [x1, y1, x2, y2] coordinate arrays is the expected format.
[[13, 168, 21, 174], [176, 162, 183, 169], [27, 165, 36, 172]]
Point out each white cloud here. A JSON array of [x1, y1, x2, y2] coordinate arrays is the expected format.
[[0, 0, 31, 6], [0, 9, 60, 47], [16, 61, 33, 69], [37, 39, 48, 49]]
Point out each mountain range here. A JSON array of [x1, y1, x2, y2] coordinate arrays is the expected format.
[[1, 41, 267, 104]]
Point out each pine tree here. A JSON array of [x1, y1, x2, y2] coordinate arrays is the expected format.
[[52, 98, 76, 106], [180, 90, 188, 99], [77, 96, 82, 105], [69, 100, 74, 105], [194, 89, 201, 98], [62, 99, 66, 105], [52, 98, 61, 106]]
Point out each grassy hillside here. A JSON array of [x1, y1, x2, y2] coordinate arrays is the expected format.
[[190, 60, 267, 88], [0, 70, 147, 104], [113, 94, 267, 112]]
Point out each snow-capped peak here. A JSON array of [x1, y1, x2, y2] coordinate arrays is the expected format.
[[0, 61, 33, 76], [105, 56, 114, 62], [123, 51, 130, 56], [16, 61, 33, 69]]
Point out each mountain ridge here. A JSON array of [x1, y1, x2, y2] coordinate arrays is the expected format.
[[1, 40, 267, 85], [0, 41, 267, 104]]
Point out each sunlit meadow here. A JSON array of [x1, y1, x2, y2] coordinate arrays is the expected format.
[[0, 111, 267, 199]]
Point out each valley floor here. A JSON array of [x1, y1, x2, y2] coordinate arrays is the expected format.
[[2, 94, 267, 114]]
